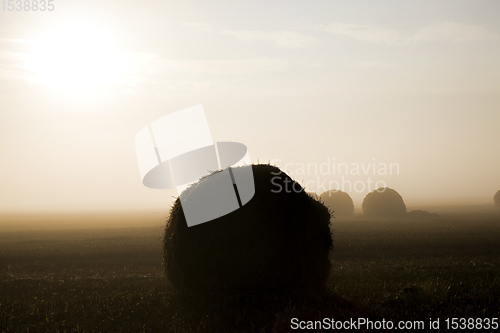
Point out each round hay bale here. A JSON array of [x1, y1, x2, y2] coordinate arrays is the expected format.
[[362, 187, 406, 218], [163, 164, 332, 296], [307, 192, 320, 201], [319, 190, 354, 217], [495, 190, 500, 208]]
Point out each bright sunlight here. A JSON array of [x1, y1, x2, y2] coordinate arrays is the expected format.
[[30, 19, 124, 94]]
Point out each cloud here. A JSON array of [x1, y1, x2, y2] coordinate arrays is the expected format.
[[0, 48, 290, 97], [0, 44, 289, 88], [409, 21, 495, 43], [222, 30, 318, 48], [312, 21, 495, 45], [0, 51, 34, 81], [115, 54, 291, 93], [181, 57, 289, 76], [122, 52, 289, 77], [181, 24, 318, 48], [313, 23, 400, 44]]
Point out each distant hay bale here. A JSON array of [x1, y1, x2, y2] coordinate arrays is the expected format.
[[362, 187, 407, 218], [495, 190, 500, 208], [319, 190, 354, 217], [163, 164, 332, 296]]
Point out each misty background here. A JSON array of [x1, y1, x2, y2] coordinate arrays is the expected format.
[[1, 0, 499, 213]]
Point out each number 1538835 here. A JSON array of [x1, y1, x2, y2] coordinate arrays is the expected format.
[[2, 0, 54, 11]]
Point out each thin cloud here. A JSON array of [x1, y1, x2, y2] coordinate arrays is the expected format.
[[312, 21, 495, 44], [123, 52, 289, 77], [181, 57, 289, 76], [181, 24, 318, 48], [0, 51, 34, 81], [118, 53, 290, 93], [409, 21, 495, 43], [313, 23, 400, 44], [222, 30, 318, 48], [0, 48, 289, 91]]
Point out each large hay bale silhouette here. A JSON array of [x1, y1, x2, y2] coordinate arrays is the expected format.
[[495, 190, 500, 208], [319, 190, 354, 217], [163, 164, 332, 296], [362, 187, 407, 218], [307, 192, 320, 201]]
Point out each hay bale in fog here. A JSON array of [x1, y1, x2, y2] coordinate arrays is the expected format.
[[362, 187, 406, 218], [163, 164, 332, 296], [319, 190, 354, 217], [495, 190, 500, 208]]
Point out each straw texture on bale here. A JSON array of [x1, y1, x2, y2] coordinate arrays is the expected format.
[[319, 190, 354, 217], [495, 190, 500, 208], [362, 187, 407, 218], [163, 164, 332, 295], [307, 192, 320, 201]]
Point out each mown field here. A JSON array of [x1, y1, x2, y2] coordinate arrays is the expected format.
[[0, 208, 499, 332]]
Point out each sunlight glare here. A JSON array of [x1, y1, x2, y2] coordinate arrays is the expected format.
[[31, 19, 123, 94]]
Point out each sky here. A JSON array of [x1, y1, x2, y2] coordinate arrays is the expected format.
[[1, 0, 499, 212]]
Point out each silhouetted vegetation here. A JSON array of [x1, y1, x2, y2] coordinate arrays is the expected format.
[[362, 187, 407, 218], [163, 164, 333, 298], [319, 190, 355, 217]]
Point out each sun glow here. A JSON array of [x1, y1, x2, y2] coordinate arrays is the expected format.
[[31, 19, 124, 94]]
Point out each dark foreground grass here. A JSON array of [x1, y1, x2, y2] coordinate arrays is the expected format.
[[0, 210, 499, 332], [0, 278, 364, 332]]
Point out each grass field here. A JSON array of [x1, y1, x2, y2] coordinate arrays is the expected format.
[[0, 207, 499, 332]]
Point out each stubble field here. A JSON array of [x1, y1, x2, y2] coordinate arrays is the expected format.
[[0, 207, 499, 332]]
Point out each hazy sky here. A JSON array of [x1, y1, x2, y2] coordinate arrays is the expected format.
[[1, 0, 499, 212]]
